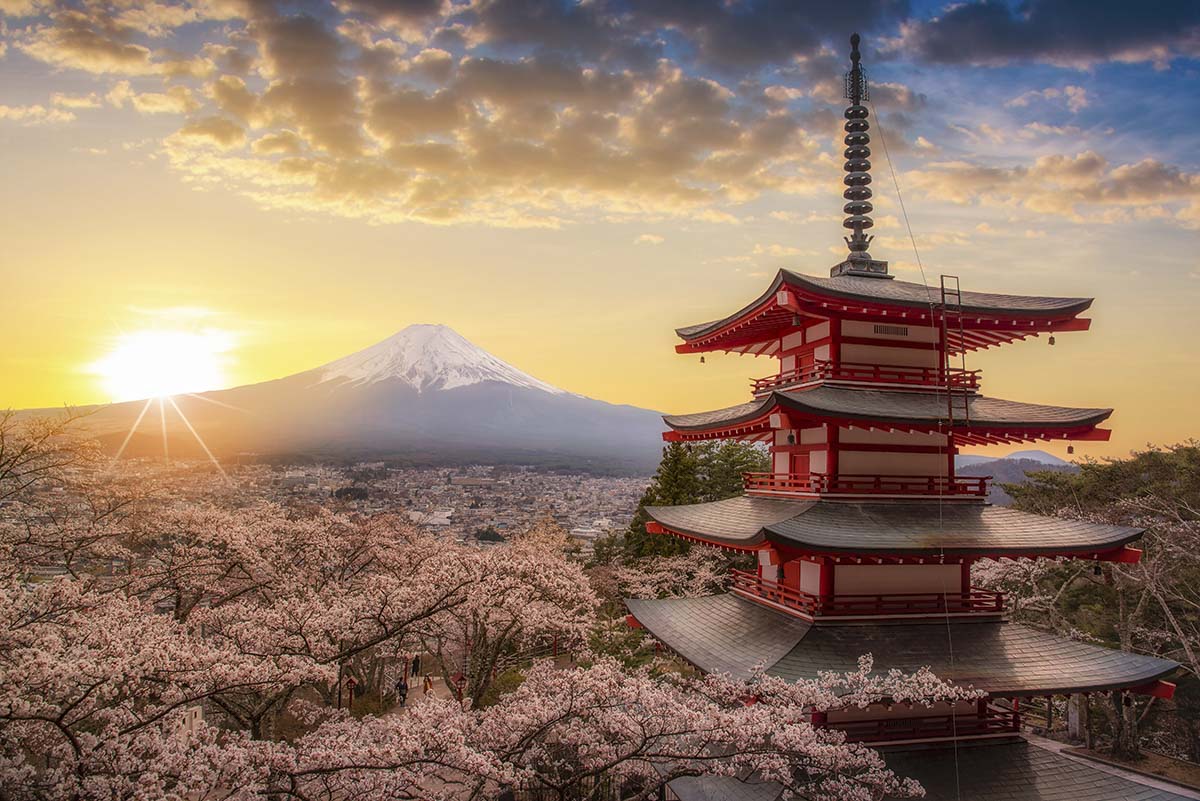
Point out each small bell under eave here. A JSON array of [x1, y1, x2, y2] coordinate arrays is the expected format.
[[1048, 335, 1056, 346], [1067, 445, 1075, 455], [699, 356, 706, 364]]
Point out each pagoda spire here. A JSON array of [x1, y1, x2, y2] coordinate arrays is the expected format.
[[831, 33, 891, 279]]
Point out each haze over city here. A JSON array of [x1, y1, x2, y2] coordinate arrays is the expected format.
[[3, 0, 1199, 460]]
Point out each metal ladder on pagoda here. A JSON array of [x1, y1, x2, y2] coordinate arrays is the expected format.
[[939, 275, 971, 428]]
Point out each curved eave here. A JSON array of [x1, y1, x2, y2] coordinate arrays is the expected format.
[[662, 388, 1113, 446], [645, 497, 1145, 560], [627, 594, 1179, 698], [645, 496, 815, 550], [675, 270, 1093, 355]]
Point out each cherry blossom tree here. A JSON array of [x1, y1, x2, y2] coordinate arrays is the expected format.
[[264, 655, 978, 801], [611, 547, 732, 600], [421, 518, 599, 703], [0, 415, 979, 800]]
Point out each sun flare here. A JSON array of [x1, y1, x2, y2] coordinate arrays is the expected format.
[[92, 328, 235, 402]]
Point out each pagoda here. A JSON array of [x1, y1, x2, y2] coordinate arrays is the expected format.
[[628, 34, 1187, 801]]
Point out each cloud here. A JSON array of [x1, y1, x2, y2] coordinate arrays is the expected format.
[[0, 103, 75, 124], [634, 233, 664, 245], [905, 151, 1200, 226], [108, 80, 199, 114], [51, 91, 102, 109], [17, 9, 158, 74], [172, 115, 246, 149], [898, 0, 1200, 67], [1006, 85, 1090, 113], [251, 130, 304, 155], [752, 243, 804, 257]]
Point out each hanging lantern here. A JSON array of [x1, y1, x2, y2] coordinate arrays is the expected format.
[[1048, 335, 1056, 346], [699, 356, 706, 364], [1067, 445, 1075, 455]]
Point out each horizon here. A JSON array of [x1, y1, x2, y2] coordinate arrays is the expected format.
[[4, 1, 1200, 462]]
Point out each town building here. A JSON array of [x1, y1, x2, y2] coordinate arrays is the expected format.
[[626, 34, 1187, 801]]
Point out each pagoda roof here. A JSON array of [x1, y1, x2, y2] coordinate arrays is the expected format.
[[666, 740, 1195, 801], [645, 496, 1142, 558], [662, 385, 1112, 445], [625, 593, 1178, 696], [676, 270, 1093, 355]]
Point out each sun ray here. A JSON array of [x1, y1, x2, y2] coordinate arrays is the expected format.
[[184, 392, 249, 413], [166, 395, 229, 483], [158, 397, 169, 463], [109, 398, 154, 469]]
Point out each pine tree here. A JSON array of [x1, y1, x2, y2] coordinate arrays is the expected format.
[[621, 441, 769, 558]]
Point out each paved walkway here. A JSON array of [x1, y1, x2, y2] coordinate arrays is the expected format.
[[1025, 733, 1200, 799]]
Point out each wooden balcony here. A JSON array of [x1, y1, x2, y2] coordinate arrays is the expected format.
[[827, 707, 1019, 743], [743, 472, 990, 498], [730, 569, 1005, 619], [751, 359, 980, 395]]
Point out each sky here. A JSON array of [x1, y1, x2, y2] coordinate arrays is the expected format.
[[1, 0, 1199, 460]]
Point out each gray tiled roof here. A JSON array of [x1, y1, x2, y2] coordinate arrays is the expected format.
[[645, 496, 1142, 556], [764, 501, 1143, 555], [663, 397, 773, 430], [627, 594, 1178, 696], [788, 271, 1093, 316], [768, 619, 1178, 696], [676, 270, 1093, 341], [668, 740, 1194, 801], [625, 594, 810, 680], [663, 385, 1112, 432], [882, 740, 1194, 801], [646, 495, 815, 548]]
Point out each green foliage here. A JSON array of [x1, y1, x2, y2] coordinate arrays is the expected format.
[[476, 667, 526, 708], [621, 441, 769, 559], [475, 526, 505, 542], [1006, 441, 1200, 519]]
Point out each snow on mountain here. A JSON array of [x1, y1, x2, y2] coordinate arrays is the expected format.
[[316, 324, 569, 395]]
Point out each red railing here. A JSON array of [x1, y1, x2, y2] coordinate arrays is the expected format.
[[743, 472, 990, 497], [827, 707, 1019, 743], [730, 570, 1005, 618], [751, 360, 980, 394]]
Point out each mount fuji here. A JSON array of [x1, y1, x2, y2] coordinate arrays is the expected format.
[[72, 325, 666, 472]]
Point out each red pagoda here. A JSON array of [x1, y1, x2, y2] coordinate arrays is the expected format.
[[627, 34, 1186, 801]]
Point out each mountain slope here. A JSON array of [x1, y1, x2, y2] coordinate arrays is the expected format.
[[69, 325, 666, 473]]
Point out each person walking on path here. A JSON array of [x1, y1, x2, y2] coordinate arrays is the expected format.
[[395, 678, 409, 707], [422, 673, 434, 697]]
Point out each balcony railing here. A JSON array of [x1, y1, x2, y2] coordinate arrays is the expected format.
[[827, 707, 1019, 744], [730, 569, 1005, 618], [743, 472, 990, 497], [751, 359, 980, 395]]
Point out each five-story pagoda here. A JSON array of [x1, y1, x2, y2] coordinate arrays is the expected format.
[[627, 34, 1186, 801]]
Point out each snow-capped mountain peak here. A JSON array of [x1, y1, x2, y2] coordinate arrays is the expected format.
[[317, 324, 567, 395]]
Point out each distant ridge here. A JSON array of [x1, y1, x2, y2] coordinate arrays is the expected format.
[[52, 325, 666, 474]]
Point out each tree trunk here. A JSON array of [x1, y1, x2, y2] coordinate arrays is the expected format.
[[1109, 692, 1141, 759]]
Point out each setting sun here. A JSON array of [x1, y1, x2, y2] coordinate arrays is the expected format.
[[91, 328, 235, 402]]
